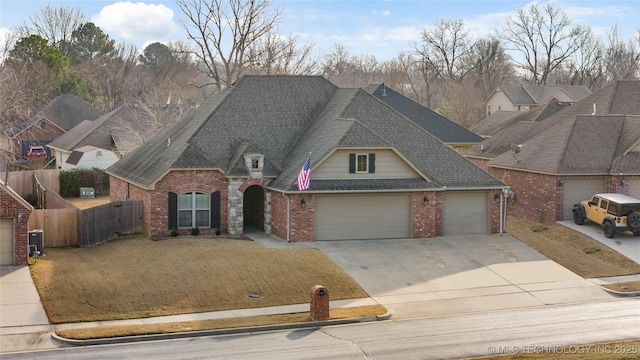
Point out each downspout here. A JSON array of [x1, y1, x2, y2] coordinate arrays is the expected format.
[[503, 191, 509, 231], [499, 192, 503, 234], [282, 193, 290, 242]]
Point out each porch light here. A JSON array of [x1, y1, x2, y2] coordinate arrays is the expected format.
[[557, 179, 564, 187], [423, 196, 429, 205], [300, 198, 306, 208], [621, 179, 627, 186], [494, 194, 500, 203]]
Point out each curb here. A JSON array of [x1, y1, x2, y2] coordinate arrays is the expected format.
[[52, 313, 392, 346], [600, 286, 640, 298]]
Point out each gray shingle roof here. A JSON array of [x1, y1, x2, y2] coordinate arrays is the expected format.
[[486, 81, 640, 175], [469, 102, 570, 138], [364, 84, 483, 144], [12, 94, 103, 136], [497, 85, 591, 106], [107, 75, 504, 191]]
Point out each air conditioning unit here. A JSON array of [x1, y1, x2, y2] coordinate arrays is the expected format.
[[80, 187, 95, 199]]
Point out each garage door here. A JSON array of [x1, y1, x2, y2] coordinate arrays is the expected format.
[[562, 178, 605, 219], [628, 179, 640, 199], [1, 218, 13, 265], [443, 192, 489, 235], [315, 194, 411, 240]]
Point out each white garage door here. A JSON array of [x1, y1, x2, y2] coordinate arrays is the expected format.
[[562, 178, 605, 220], [315, 194, 412, 240], [1, 218, 14, 265], [443, 192, 488, 235], [627, 179, 640, 199]]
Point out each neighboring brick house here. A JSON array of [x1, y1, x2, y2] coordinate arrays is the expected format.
[[465, 80, 640, 225], [1, 180, 34, 266], [2, 94, 103, 160], [107, 75, 506, 241], [364, 84, 484, 152]]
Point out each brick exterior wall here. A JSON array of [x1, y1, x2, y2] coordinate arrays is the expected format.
[[110, 170, 229, 239], [491, 168, 559, 225], [14, 119, 64, 158], [412, 191, 439, 238], [467, 157, 491, 172], [1, 187, 32, 265], [111, 171, 503, 241]]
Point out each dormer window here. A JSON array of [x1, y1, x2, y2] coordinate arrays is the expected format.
[[251, 158, 260, 170], [356, 154, 368, 173], [244, 153, 264, 176]]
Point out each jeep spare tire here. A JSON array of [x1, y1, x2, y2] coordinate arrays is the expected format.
[[627, 211, 640, 230]]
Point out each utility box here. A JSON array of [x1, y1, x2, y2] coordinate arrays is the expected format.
[[28, 229, 44, 257], [310, 285, 329, 321], [80, 187, 95, 199]]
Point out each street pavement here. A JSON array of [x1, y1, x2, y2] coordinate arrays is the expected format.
[[1, 232, 637, 354]]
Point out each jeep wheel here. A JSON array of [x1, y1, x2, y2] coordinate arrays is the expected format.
[[573, 210, 585, 225], [633, 230, 640, 237], [603, 221, 616, 238], [627, 212, 640, 230]]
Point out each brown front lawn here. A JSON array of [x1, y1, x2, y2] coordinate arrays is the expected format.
[[66, 196, 111, 209], [505, 217, 640, 279], [31, 236, 368, 324]]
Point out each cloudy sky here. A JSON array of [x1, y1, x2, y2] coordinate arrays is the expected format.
[[1, 0, 638, 61]]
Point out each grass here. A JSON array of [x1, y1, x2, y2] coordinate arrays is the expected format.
[[30, 236, 368, 324], [56, 305, 387, 340], [32, 215, 640, 342], [505, 217, 640, 279], [66, 196, 111, 209]]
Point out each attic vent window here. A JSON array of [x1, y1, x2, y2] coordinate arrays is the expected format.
[[40, 121, 46, 129], [96, 150, 102, 156], [251, 158, 260, 170]]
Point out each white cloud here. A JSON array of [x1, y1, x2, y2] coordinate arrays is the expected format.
[[92, 2, 178, 42]]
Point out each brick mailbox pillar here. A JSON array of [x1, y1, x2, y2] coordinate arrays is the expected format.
[[310, 285, 329, 321]]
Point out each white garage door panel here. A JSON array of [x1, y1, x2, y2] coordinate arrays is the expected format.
[[315, 194, 411, 240], [628, 179, 640, 199], [1, 218, 14, 265], [562, 178, 605, 220], [443, 192, 488, 235]]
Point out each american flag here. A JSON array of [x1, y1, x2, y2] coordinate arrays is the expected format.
[[297, 154, 311, 191]]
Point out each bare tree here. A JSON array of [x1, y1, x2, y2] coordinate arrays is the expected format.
[[245, 32, 319, 75], [498, 3, 591, 85], [467, 36, 515, 98], [603, 25, 640, 82], [555, 31, 604, 89], [176, 0, 282, 90], [414, 18, 473, 82], [17, 5, 86, 55], [321, 44, 383, 87]]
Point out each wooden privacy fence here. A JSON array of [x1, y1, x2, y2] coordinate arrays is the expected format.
[[28, 201, 143, 248], [7, 169, 61, 196], [79, 201, 143, 247]]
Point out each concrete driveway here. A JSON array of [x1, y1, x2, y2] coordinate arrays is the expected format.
[[314, 234, 615, 319], [559, 220, 640, 264]]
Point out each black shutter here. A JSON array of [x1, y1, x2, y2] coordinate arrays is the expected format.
[[349, 153, 356, 173], [368, 153, 375, 173], [168, 192, 177, 229], [211, 191, 221, 228]]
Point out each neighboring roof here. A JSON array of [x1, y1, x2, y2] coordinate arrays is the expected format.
[[490, 85, 591, 106], [107, 75, 504, 192], [0, 180, 34, 211], [467, 80, 639, 161], [66, 145, 105, 165], [469, 102, 571, 138], [363, 84, 483, 144], [48, 103, 172, 153], [485, 80, 640, 175], [11, 94, 103, 137]]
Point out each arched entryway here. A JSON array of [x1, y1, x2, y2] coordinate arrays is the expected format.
[[243, 185, 265, 232]]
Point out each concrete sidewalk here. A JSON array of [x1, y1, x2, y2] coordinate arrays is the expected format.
[[1, 233, 637, 353]]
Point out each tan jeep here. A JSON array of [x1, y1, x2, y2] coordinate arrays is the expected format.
[[573, 193, 640, 238]]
